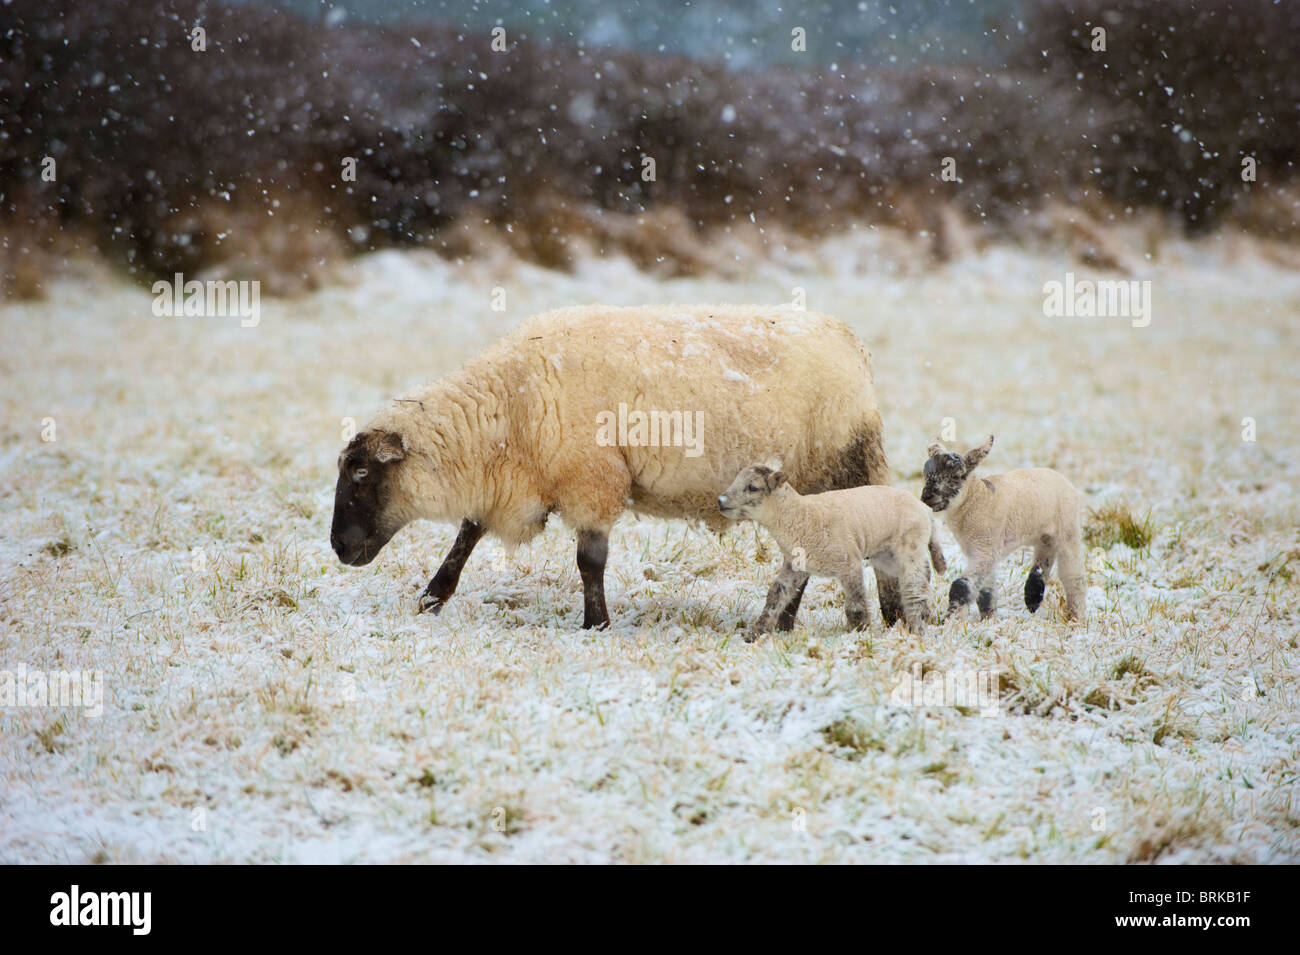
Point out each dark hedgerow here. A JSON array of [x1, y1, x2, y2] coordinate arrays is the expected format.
[[1, 0, 1295, 296]]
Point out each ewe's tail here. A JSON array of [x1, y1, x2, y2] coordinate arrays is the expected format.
[[928, 522, 947, 574]]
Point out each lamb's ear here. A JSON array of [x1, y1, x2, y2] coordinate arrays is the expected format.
[[764, 454, 784, 472], [964, 435, 993, 470], [926, 439, 945, 458], [373, 431, 406, 464], [769, 470, 788, 490]]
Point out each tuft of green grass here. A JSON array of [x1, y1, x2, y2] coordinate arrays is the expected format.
[[1085, 503, 1155, 551], [1112, 653, 1154, 682], [821, 717, 885, 759], [922, 761, 961, 788], [34, 716, 67, 754], [42, 536, 74, 558]]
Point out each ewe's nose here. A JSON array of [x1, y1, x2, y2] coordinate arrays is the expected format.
[[332, 524, 365, 561]]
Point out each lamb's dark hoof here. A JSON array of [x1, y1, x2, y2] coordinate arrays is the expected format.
[[977, 588, 995, 619], [946, 577, 972, 619], [1024, 568, 1046, 613]]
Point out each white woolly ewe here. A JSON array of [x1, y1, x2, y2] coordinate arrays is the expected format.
[[332, 305, 901, 629]]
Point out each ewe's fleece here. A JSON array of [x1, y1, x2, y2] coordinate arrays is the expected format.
[[362, 304, 888, 547]]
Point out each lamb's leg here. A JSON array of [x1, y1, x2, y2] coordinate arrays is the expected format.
[[418, 519, 486, 614], [576, 528, 611, 630], [776, 577, 808, 631], [876, 572, 903, 627], [1057, 537, 1087, 622], [1025, 537, 1056, 614], [901, 554, 932, 634], [749, 562, 809, 642], [840, 569, 870, 631], [973, 563, 998, 620], [946, 577, 973, 620]]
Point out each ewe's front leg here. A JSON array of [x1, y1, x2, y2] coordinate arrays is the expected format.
[[748, 562, 809, 642], [418, 519, 485, 614], [576, 528, 611, 630]]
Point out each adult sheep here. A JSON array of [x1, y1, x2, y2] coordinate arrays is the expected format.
[[329, 304, 900, 630]]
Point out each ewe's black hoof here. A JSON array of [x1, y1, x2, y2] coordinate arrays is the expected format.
[[417, 592, 446, 615]]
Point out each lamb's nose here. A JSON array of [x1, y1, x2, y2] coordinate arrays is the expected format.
[[718, 495, 728, 508]]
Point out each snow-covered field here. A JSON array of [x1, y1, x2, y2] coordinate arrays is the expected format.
[[2, 233, 1297, 863]]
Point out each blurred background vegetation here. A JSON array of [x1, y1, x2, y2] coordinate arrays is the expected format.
[[2, 0, 1296, 296]]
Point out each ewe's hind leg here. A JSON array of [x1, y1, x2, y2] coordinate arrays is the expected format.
[[576, 528, 611, 630], [559, 452, 630, 631], [749, 562, 809, 642], [840, 570, 871, 631], [418, 519, 486, 614], [1025, 537, 1056, 614]]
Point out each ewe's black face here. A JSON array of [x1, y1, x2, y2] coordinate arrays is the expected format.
[[330, 430, 406, 566], [718, 463, 787, 520], [920, 452, 969, 512]]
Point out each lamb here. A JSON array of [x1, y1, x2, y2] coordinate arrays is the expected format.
[[330, 304, 905, 630], [718, 458, 946, 639], [920, 436, 1086, 621]]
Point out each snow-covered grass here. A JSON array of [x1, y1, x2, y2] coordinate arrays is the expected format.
[[2, 234, 1298, 863]]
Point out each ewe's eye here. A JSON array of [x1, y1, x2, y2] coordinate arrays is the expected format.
[[353, 468, 368, 481]]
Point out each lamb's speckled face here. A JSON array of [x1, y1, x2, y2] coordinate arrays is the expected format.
[[921, 452, 969, 512], [718, 461, 787, 520], [330, 430, 409, 566], [921, 437, 992, 512]]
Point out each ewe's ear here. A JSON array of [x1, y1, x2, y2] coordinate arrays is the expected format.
[[373, 431, 406, 464], [926, 439, 945, 458], [964, 435, 993, 470], [764, 454, 784, 472]]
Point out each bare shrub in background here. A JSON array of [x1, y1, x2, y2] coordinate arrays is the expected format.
[[1, 0, 1295, 297]]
